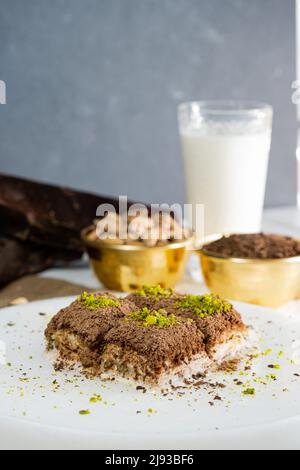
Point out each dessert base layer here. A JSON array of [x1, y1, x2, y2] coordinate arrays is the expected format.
[[49, 326, 248, 385]]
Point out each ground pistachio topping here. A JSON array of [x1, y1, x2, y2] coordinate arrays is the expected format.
[[128, 307, 179, 328], [243, 388, 256, 396], [177, 294, 232, 318], [135, 285, 174, 299], [90, 394, 102, 403], [79, 292, 121, 310]]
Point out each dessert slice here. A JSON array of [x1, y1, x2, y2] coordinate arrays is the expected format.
[[45, 288, 248, 385]]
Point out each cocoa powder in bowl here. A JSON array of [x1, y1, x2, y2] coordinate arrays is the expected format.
[[203, 233, 300, 260]]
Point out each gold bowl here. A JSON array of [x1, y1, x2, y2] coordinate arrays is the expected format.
[[82, 226, 193, 292], [199, 249, 300, 308]]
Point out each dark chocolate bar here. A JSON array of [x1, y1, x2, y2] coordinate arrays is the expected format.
[[0, 174, 126, 252], [0, 236, 81, 288]]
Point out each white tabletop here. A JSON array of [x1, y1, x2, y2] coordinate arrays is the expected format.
[[262, 206, 300, 237]]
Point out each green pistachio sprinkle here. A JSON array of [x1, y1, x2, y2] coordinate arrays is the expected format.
[[90, 394, 102, 403], [135, 285, 174, 299], [263, 349, 273, 356], [242, 388, 256, 396], [128, 307, 179, 328], [79, 409, 91, 415], [176, 294, 232, 318], [79, 292, 121, 310]]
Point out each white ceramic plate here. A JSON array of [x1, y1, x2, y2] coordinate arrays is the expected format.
[[0, 296, 300, 450]]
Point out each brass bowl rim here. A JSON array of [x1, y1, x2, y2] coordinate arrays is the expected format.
[[81, 226, 195, 252], [200, 248, 300, 265]]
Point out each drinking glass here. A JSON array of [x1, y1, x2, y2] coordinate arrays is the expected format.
[[178, 101, 273, 242]]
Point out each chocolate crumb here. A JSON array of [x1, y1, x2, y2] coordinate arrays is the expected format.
[[218, 359, 240, 372], [192, 372, 207, 380], [216, 382, 226, 389], [183, 379, 193, 385]]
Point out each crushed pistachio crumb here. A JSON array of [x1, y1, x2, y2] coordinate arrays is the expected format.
[[177, 294, 232, 318], [79, 292, 120, 310], [79, 409, 90, 415], [128, 307, 179, 328], [263, 349, 273, 356], [90, 394, 102, 403], [136, 285, 174, 299], [243, 388, 256, 396]]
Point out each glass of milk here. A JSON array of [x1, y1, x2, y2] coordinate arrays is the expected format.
[[178, 101, 273, 242]]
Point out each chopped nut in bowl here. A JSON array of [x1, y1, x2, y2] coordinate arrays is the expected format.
[[82, 213, 194, 292]]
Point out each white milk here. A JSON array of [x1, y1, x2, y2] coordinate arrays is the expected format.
[[180, 129, 271, 238]]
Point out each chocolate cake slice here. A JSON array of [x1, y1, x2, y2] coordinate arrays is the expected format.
[[45, 288, 248, 385]]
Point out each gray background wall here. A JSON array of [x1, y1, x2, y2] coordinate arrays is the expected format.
[[0, 0, 297, 207]]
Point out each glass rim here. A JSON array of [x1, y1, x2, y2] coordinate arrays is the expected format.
[[178, 100, 273, 116]]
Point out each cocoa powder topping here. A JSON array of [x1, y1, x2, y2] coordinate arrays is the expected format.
[[204, 233, 300, 259]]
